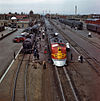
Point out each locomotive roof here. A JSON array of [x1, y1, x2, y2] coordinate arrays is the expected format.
[[24, 38, 31, 42], [51, 43, 65, 48], [50, 37, 64, 44]]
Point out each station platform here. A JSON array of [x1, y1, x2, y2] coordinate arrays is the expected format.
[[0, 28, 17, 40]]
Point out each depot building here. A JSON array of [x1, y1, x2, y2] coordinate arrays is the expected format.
[[16, 20, 29, 28], [10, 17, 29, 28]]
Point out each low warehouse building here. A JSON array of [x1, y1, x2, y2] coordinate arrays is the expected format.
[[17, 20, 29, 28]]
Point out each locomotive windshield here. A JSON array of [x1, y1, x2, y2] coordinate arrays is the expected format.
[[59, 43, 65, 47]]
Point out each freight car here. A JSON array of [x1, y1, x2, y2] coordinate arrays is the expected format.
[[59, 19, 83, 30], [0, 26, 5, 32], [87, 24, 100, 33], [48, 33, 68, 67]]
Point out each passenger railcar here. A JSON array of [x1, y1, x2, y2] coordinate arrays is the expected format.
[[59, 19, 83, 30], [87, 24, 100, 33]]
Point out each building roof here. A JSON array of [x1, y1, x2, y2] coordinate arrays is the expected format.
[[18, 19, 29, 21], [16, 15, 28, 19], [86, 18, 100, 21]]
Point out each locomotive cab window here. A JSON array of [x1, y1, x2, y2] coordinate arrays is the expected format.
[[60, 44, 65, 47]]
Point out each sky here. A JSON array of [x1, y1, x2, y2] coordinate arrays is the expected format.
[[0, 0, 100, 15]]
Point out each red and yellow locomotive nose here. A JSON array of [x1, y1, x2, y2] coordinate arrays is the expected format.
[[52, 47, 66, 59]]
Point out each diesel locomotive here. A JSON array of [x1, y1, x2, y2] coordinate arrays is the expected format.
[[48, 33, 69, 67]]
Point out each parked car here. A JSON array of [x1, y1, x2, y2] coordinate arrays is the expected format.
[[21, 32, 29, 37], [13, 35, 25, 43]]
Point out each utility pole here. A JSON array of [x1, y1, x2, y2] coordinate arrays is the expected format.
[[43, 10, 44, 16], [75, 5, 77, 15], [49, 10, 51, 19]]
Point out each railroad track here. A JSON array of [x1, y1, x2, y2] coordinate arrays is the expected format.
[[50, 20, 100, 75], [53, 19, 100, 49], [12, 54, 31, 101], [54, 66, 80, 101]]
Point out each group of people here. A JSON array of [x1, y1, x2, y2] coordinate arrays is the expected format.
[[33, 27, 47, 69], [70, 53, 84, 63], [33, 28, 46, 60]]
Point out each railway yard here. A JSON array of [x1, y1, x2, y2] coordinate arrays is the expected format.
[[0, 17, 100, 101]]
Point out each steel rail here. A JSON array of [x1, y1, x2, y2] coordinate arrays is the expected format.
[[71, 45, 100, 76], [24, 38, 36, 101], [24, 54, 31, 101], [50, 20, 100, 75], [54, 66, 66, 101], [53, 19, 100, 49], [54, 19, 100, 66], [12, 54, 25, 101], [63, 67, 79, 101]]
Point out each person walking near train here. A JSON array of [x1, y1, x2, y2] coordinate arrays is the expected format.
[[43, 61, 46, 69], [33, 49, 37, 59], [37, 53, 39, 60], [42, 32, 45, 39], [88, 32, 92, 38], [71, 53, 73, 60], [78, 55, 83, 63], [80, 55, 83, 63]]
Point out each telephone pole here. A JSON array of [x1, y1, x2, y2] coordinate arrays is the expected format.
[[75, 5, 77, 15]]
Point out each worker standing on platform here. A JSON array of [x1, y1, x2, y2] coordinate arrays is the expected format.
[[71, 53, 73, 60], [33, 49, 37, 59], [37, 53, 39, 60], [88, 32, 92, 37], [43, 61, 46, 69], [80, 55, 83, 63], [66, 42, 70, 51], [42, 32, 45, 39], [75, 27, 77, 30], [78, 56, 80, 62]]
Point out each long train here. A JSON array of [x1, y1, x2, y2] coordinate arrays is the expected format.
[[86, 24, 100, 33], [59, 19, 83, 30], [22, 24, 40, 53]]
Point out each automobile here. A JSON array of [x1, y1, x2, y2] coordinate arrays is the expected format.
[[21, 32, 29, 37], [11, 25, 16, 28], [13, 35, 26, 43]]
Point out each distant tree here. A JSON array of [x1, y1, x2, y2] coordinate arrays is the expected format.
[[29, 10, 34, 16], [21, 12, 24, 15], [15, 12, 17, 15], [9, 12, 12, 14]]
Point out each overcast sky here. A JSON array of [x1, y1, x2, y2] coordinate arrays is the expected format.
[[0, 0, 100, 14]]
